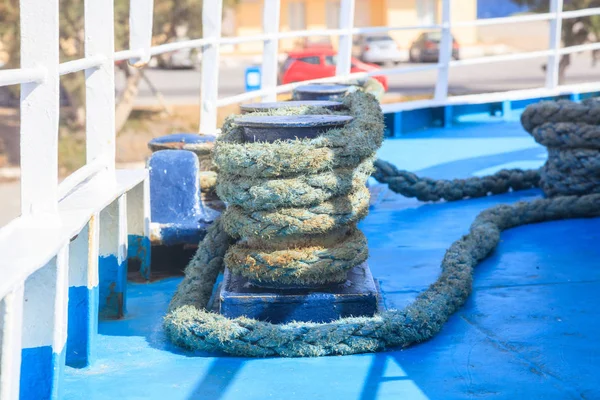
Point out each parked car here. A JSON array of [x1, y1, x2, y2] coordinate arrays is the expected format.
[[280, 48, 389, 91], [409, 32, 460, 63], [354, 34, 403, 65], [152, 37, 200, 69]]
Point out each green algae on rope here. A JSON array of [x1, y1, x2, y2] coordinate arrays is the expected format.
[[225, 227, 369, 285], [217, 156, 374, 211], [213, 91, 384, 179], [164, 195, 600, 357]]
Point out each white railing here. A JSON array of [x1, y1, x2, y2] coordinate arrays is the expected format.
[[0, 0, 599, 397]]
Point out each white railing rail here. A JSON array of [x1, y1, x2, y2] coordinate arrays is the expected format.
[[1, 0, 600, 397]]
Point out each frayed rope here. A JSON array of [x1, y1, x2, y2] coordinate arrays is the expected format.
[[164, 194, 600, 357]]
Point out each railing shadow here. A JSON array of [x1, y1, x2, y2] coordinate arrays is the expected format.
[[187, 357, 247, 400], [359, 353, 428, 400]]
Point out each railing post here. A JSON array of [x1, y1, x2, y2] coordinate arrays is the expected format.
[[336, 0, 355, 77], [261, 0, 281, 102], [127, 179, 151, 280], [434, 0, 452, 102], [20, 246, 70, 400], [66, 214, 100, 368], [19, 0, 60, 216], [199, 0, 223, 135], [0, 285, 24, 400], [98, 195, 129, 319], [85, 0, 116, 172], [546, 0, 564, 89], [129, 0, 154, 67]]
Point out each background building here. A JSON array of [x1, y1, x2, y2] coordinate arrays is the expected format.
[[229, 0, 478, 54]]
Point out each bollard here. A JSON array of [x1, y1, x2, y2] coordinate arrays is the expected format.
[[293, 83, 352, 101], [216, 113, 378, 323], [240, 100, 344, 113]]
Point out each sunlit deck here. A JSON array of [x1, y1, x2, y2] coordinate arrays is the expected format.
[[64, 115, 600, 400]]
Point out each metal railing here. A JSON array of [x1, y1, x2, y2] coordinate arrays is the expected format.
[[0, 0, 599, 398]]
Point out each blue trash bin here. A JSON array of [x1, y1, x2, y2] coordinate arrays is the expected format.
[[245, 66, 261, 92]]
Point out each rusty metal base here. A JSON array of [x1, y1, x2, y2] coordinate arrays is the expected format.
[[218, 262, 379, 324]]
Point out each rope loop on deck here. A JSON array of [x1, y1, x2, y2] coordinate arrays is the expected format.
[[373, 99, 600, 202], [164, 194, 600, 357], [164, 88, 600, 357], [373, 159, 541, 202]]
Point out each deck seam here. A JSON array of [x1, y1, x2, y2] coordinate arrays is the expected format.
[[460, 314, 586, 399]]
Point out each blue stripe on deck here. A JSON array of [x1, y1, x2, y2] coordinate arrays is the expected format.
[[66, 286, 99, 368], [99, 255, 127, 319], [21, 346, 65, 400], [63, 116, 600, 399]]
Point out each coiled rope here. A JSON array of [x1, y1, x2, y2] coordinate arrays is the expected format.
[[164, 89, 600, 357], [164, 194, 600, 357], [373, 99, 600, 202]]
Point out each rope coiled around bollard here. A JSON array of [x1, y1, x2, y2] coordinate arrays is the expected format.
[[164, 88, 600, 357], [164, 194, 600, 357]]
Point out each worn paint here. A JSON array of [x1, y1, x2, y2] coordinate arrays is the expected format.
[[148, 150, 215, 246], [98, 196, 128, 319], [98, 255, 127, 319], [126, 181, 151, 280], [128, 235, 151, 280]]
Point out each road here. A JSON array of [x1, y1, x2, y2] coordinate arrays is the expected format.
[[126, 52, 599, 105]]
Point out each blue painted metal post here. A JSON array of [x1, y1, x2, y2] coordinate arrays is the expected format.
[[98, 195, 128, 319], [148, 150, 207, 245], [20, 246, 69, 400], [127, 179, 151, 280], [444, 105, 453, 128], [66, 215, 99, 368], [502, 100, 512, 121], [245, 66, 261, 92], [393, 111, 402, 137]]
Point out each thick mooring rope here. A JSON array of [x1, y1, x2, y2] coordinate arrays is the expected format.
[[373, 99, 600, 202], [522, 100, 600, 197], [164, 194, 600, 357], [373, 159, 541, 202], [164, 87, 600, 357], [212, 90, 383, 285]]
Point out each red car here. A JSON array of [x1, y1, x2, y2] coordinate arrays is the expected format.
[[280, 48, 389, 91]]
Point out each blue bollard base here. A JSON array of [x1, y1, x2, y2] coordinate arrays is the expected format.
[[218, 262, 379, 324]]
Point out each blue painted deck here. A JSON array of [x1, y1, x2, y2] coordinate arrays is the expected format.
[[64, 115, 600, 399]]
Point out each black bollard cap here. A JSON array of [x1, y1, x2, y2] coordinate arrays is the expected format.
[[240, 100, 344, 113], [234, 114, 353, 143], [293, 84, 352, 101]]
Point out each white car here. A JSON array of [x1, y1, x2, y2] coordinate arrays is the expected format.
[[153, 37, 200, 69], [355, 35, 403, 65]]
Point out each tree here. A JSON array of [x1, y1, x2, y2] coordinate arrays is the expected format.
[[0, 0, 238, 131], [510, 0, 600, 83]]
